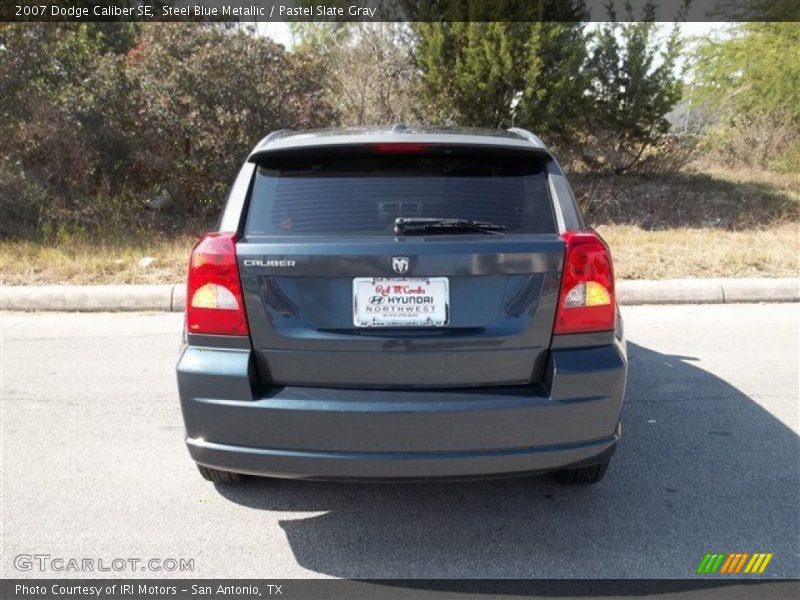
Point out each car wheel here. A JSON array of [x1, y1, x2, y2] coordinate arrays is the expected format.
[[553, 460, 609, 485], [197, 465, 247, 484]]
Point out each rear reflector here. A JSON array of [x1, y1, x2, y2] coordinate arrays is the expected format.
[[554, 231, 615, 335], [368, 143, 431, 154], [186, 233, 249, 336]]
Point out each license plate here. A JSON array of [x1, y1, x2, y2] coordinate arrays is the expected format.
[[353, 277, 449, 328]]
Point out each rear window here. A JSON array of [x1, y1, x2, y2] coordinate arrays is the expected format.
[[244, 150, 555, 236]]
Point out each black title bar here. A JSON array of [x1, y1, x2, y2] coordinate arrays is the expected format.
[[3, 0, 800, 23]]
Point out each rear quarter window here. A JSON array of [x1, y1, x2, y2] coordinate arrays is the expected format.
[[244, 149, 555, 236]]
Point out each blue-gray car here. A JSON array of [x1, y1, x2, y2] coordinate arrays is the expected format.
[[176, 126, 627, 485]]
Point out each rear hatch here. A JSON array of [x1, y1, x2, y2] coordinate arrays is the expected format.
[[237, 144, 564, 389]]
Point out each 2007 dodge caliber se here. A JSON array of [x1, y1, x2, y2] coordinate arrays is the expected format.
[[177, 126, 627, 486]]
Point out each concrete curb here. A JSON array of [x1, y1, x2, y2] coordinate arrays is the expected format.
[[1, 278, 798, 312], [617, 278, 799, 305], [0, 284, 176, 312]]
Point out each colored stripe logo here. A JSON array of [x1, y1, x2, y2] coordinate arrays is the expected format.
[[697, 553, 773, 574]]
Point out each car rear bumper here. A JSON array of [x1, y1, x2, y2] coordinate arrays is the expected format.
[[186, 433, 618, 480], [177, 337, 627, 480]]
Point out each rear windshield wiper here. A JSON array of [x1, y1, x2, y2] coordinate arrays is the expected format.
[[394, 217, 506, 235]]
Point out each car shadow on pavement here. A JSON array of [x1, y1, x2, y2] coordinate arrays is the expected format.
[[215, 342, 800, 580]]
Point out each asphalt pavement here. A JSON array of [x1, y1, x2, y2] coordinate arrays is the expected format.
[[1, 304, 798, 579]]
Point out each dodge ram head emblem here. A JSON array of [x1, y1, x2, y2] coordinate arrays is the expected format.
[[392, 256, 409, 274]]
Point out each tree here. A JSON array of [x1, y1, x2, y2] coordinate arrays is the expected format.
[[0, 24, 103, 126], [711, 0, 800, 21], [0, 24, 119, 235], [514, 22, 592, 143], [0, 23, 336, 234], [581, 2, 686, 173], [414, 21, 530, 127], [412, 4, 589, 140], [126, 24, 336, 222], [292, 23, 421, 125], [692, 23, 800, 169]]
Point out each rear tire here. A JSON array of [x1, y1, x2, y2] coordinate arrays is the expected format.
[[553, 460, 609, 485], [197, 464, 247, 484]]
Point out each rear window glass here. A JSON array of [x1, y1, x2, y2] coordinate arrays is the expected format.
[[244, 151, 555, 236]]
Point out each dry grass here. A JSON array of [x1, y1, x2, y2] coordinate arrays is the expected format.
[[572, 166, 799, 230], [582, 166, 800, 279], [2, 225, 797, 284], [698, 166, 800, 200], [600, 223, 800, 280], [0, 236, 196, 285], [1, 166, 798, 285]]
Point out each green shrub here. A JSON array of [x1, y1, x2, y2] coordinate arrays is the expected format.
[[693, 23, 800, 170], [1, 23, 335, 237]]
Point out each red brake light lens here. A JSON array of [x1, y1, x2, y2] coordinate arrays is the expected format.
[[368, 143, 431, 154], [186, 232, 249, 336], [554, 231, 616, 335]]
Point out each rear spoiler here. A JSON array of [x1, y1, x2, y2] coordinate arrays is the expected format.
[[248, 137, 551, 164]]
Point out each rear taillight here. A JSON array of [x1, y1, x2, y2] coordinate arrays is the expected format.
[[554, 230, 615, 335], [186, 232, 249, 336]]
